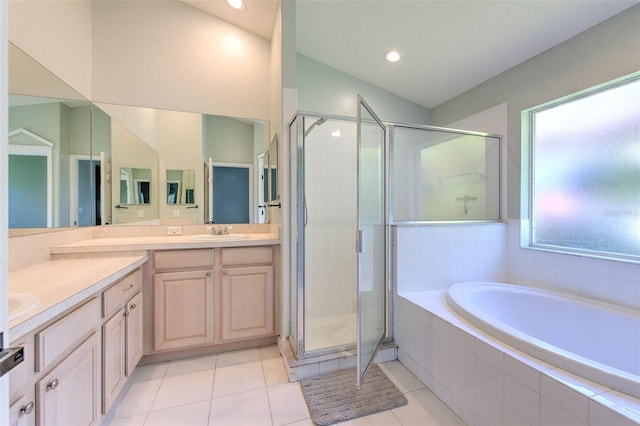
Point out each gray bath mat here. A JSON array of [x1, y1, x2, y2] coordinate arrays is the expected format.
[[300, 364, 408, 425]]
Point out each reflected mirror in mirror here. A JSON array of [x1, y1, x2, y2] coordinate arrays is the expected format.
[[167, 170, 195, 204], [268, 134, 278, 202], [119, 168, 151, 204]]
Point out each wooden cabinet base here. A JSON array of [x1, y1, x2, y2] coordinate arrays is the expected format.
[[153, 270, 214, 352], [37, 332, 101, 426], [219, 265, 274, 341], [138, 335, 277, 365]]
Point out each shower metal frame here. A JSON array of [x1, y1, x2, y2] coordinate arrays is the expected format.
[[289, 112, 503, 360], [290, 111, 394, 360], [387, 122, 503, 225]]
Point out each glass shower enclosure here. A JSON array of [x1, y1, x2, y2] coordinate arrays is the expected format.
[[289, 96, 389, 384], [288, 104, 502, 374], [289, 112, 368, 359]]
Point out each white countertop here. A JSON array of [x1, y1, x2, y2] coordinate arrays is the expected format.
[[49, 233, 280, 254], [9, 253, 148, 341], [8, 232, 280, 342]]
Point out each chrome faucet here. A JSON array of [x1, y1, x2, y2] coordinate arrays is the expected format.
[[209, 225, 228, 235]]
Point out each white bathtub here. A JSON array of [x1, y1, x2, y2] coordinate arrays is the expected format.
[[447, 281, 640, 399]]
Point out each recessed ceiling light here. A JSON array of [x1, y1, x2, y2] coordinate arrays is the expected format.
[[331, 129, 341, 137], [385, 50, 401, 63], [226, 0, 245, 10]]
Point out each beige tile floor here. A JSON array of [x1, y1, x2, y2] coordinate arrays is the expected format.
[[102, 345, 464, 426]]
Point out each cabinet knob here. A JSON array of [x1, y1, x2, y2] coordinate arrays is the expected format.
[[47, 378, 59, 390], [223, 271, 229, 276], [124, 284, 134, 291], [130, 303, 137, 310], [206, 272, 212, 277], [20, 401, 35, 415]]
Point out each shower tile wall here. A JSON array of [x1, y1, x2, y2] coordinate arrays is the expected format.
[[394, 223, 508, 294], [304, 129, 357, 319]]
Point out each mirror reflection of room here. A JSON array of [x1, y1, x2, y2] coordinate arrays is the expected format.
[[166, 170, 195, 205], [119, 168, 151, 204], [8, 43, 270, 231], [203, 115, 267, 224]]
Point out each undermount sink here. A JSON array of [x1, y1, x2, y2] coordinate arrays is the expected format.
[[8, 293, 40, 322], [187, 233, 251, 242]]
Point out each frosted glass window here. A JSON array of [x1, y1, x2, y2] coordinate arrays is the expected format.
[[530, 76, 640, 258]]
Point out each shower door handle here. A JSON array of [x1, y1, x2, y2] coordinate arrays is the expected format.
[[356, 229, 363, 253]]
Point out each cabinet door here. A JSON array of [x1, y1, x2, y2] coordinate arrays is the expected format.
[[153, 270, 214, 352], [125, 292, 143, 375], [9, 393, 36, 426], [219, 265, 274, 341], [37, 332, 101, 426], [103, 309, 126, 413]]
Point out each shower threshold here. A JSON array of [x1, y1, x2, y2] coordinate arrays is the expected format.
[[278, 337, 397, 382]]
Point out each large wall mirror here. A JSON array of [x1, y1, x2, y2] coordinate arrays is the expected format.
[[8, 43, 92, 233], [8, 43, 270, 235]]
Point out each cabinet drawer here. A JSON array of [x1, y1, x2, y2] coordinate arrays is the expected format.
[[35, 297, 100, 372], [154, 249, 213, 271], [221, 247, 272, 266], [103, 268, 142, 318]]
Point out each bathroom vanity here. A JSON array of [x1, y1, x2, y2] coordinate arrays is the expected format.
[[150, 246, 275, 354], [7, 226, 279, 426]]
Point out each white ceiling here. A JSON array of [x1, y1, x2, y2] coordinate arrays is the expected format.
[[185, 0, 639, 110]]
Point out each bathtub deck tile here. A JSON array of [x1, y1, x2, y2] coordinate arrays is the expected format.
[[475, 387, 504, 426], [596, 390, 640, 420], [544, 367, 610, 399], [541, 373, 590, 422], [589, 397, 640, 426], [396, 287, 639, 426], [504, 406, 531, 426], [505, 355, 542, 393], [475, 356, 503, 402], [475, 338, 504, 369], [505, 348, 556, 382], [504, 375, 541, 426], [542, 396, 588, 426]]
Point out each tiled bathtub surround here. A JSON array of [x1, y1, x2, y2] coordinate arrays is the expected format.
[[394, 219, 640, 310], [393, 220, 640, 424], [506, 220, 640, 311], [395, 291, 640, 425], [394, 222, 508, 294]]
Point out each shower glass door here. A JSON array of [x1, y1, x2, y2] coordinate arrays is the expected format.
[[356, 95, 387, 387]]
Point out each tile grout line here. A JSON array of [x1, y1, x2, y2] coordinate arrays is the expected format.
[[262, 358, 277, 426], [142, 360, 171, 424], [206, 361, 218, 426]]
